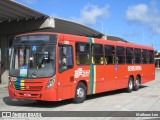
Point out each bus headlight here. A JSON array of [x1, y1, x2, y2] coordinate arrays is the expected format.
[[8, 77, 13, 87], [46, 76, 55, 89]]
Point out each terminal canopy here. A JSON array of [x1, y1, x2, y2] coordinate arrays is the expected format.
[[0, 0, 102, 38], [0, 0, 127, 42]]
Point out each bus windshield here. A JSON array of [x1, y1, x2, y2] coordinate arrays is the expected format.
[[10, 34, 57, 78]]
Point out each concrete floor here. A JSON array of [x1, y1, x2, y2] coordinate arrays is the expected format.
[[0, 70, 160, 120]]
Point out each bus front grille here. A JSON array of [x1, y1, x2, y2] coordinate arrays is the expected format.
[[14, 85, 43, 91], [14, 81, 44, 91]]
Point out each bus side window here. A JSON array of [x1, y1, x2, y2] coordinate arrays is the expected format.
[[115, 57, 119, 64], [92, 44, 104, 64], [142, 49, 149, 64], [76, 42, 90, 65], [134, 48, 141, 64], [116, 46, 125, 64], [126, 47, 134, 64], [105, 45, 115, 64], [59, 45, 73, 72], [149, 50, 154, 64]]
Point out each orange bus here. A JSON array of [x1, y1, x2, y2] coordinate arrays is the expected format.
[[8, 32, 155, 103]]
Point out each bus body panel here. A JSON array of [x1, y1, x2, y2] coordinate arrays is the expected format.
[[104, 65, 116, 91], [95, 65, 105, 93], [140, 64, 155, 84], [115, 65, 127, 89]]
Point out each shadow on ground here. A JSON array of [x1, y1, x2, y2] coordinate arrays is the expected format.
[[86, 85, 147, 101], [3, 85, 147, 108]]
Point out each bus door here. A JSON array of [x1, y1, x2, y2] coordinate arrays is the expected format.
[[57, 44, 74, 100], [115, 46, 126, 88], [115, 64, 127, 88], [104, 45, 116, 91]]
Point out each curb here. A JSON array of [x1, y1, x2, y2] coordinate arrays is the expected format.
[[0, 84, 8, 89]]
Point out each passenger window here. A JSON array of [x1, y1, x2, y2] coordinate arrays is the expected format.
[[134, 48, 141, 64], [92, 44, 104, 64], [59, 45, 73, 72], [76, 42, 90, 65], [126, 47, 134, 64], [105, 45, 115, 64], [149, 50, 154, 64], [142, 49, 149, 64], [116, 46, 125, 64]]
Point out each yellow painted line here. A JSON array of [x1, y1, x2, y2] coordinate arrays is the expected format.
[[20, 80, 25, 90], [93, 65, 96, 94]]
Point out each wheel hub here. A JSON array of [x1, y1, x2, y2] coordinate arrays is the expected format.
[[77, 88, 84, 98], [136, 79, 139, 86], [129, 81, 133, 89]]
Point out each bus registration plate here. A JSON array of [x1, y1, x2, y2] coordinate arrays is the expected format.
[[24, 94, 31, 97]]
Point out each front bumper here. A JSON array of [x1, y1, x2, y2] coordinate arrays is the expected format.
[[8, 86, 57, 101]]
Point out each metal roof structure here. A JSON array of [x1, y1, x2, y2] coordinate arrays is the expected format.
[[55, 18, 103, 37], [0, 0, 127, 41], [37, 17, 103, 38], [0, 0, 47, 22], [0, 0, 103, 38]]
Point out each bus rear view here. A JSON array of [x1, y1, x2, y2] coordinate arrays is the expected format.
[[8, 33, 58, 101]]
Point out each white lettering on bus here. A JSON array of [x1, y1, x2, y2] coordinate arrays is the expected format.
[[74, 68, 90, 78], [128, 66, 142, 71], [64, 40, 70, 44]]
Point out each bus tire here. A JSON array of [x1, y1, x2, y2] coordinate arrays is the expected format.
[[127, 77, 134, 93], [73, 82, 87, 103], [134, 76, 140, 91]]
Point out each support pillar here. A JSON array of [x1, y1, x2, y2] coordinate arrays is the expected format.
[[0, 35, 9, 84]]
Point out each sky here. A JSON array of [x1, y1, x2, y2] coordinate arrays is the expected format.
[[15, 0, 160, 50]]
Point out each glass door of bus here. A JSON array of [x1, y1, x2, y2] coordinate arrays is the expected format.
[[115, 46, 127, 88], [57, 44, 74, 100], [104, 45, 116, 91]]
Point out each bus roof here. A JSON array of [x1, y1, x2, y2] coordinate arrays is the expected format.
[[16, 32, 154, 50], [61, 33, 154, 50]]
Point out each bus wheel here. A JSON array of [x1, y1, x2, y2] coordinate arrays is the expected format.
[[73, 82, 87, 103], [134, 76, 140, 91], [127, 77, 134, 93]]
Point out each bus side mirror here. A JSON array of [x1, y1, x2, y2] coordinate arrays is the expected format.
[[5, 48, 12, 57], [4, 48, 8, 58]]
